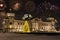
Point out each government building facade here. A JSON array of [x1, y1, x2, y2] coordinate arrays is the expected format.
[[2, 13, 60, 33]]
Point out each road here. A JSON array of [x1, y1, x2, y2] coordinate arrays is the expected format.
[[0, 33, 60, 40]]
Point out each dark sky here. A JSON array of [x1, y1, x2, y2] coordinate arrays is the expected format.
[[4, 0, 60, 6], [3, 0, 60, 20]]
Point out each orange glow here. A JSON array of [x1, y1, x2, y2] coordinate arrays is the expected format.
[[12, 3, 21, 11]]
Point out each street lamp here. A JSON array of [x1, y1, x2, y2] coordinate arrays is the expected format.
[[0, 0, 6, 11]]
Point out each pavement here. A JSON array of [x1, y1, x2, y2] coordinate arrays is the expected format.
[[0, 33, 60, 40]]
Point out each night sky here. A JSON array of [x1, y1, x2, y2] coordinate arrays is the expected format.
[[3, 0, 60, 20]]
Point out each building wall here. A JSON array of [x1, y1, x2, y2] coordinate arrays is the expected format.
[[3, 18, 56, 32]]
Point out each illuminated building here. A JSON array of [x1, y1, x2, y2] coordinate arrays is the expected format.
[[3, 15, 59, 33]]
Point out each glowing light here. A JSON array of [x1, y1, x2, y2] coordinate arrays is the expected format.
[[0, 4, 3, 7], [0, 3, 4, 8], [12, 2, 21, 11], [22, 21, 30, 33]]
